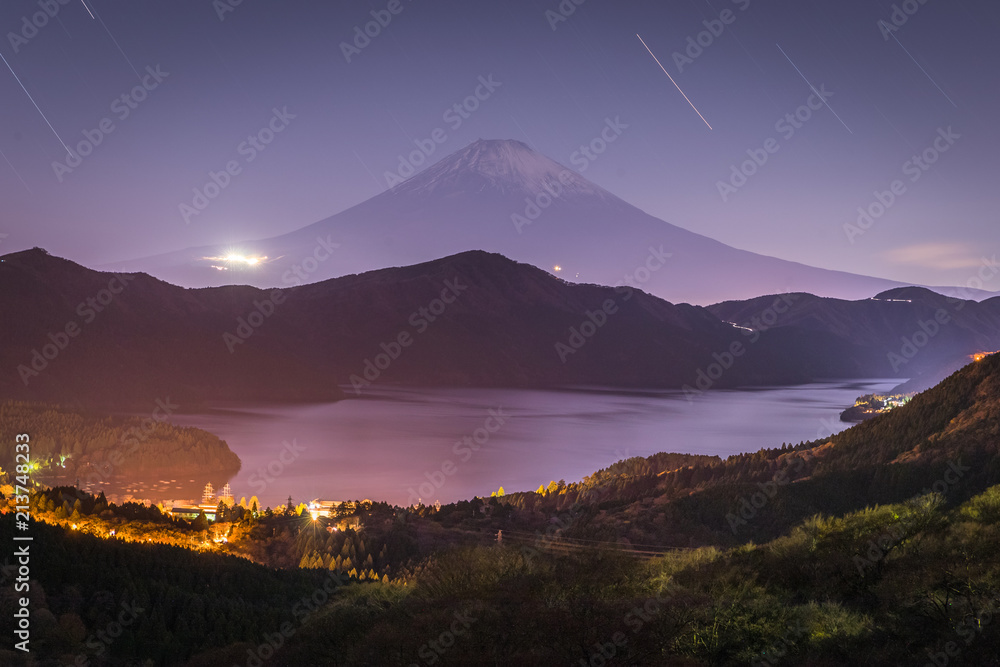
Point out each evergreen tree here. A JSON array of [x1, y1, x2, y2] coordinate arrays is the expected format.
[[192, 511, 210, 532]]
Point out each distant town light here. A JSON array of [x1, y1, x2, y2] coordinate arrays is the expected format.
[[203, 252, 268, 267]]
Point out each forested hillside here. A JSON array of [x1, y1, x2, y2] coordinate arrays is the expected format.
[[1, 356, 999, 665], [0, 401, 240, 481]]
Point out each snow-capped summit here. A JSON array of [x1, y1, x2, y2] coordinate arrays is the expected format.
[[389, 139, 612, 201], [102, 138, 938, 304]]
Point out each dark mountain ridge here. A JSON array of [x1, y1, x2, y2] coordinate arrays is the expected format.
[[709, 285, 1000, 391], [7, 246, 1000, 409], [0, 248, 341, 408], [2, 247, 889, 408]]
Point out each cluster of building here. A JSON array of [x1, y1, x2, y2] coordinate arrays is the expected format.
[[166, 484, 364, 531], [851, 393, 913, 416], [167, 482, 234, 521]]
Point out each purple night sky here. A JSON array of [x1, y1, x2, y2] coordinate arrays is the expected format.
[[0, 0, 997, 288]]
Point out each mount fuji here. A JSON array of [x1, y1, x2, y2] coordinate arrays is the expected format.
[[105, 139, 978, 304]]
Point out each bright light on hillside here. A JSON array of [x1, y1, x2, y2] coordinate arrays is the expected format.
[[204, 253, 268, 267]]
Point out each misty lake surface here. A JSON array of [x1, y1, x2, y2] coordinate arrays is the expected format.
[[164, 380, 900, 508]]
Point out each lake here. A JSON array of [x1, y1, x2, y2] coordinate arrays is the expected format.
[[161, 380, 899, 509]]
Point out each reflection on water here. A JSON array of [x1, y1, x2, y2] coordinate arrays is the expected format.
[[149, 380, 900, 509], [37, 472, 214, 508]]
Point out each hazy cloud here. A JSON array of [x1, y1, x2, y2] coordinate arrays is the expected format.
[[883, 242, 987, 270]]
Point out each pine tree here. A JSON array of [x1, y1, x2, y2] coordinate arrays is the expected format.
[[192, 511, 210, 532]]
